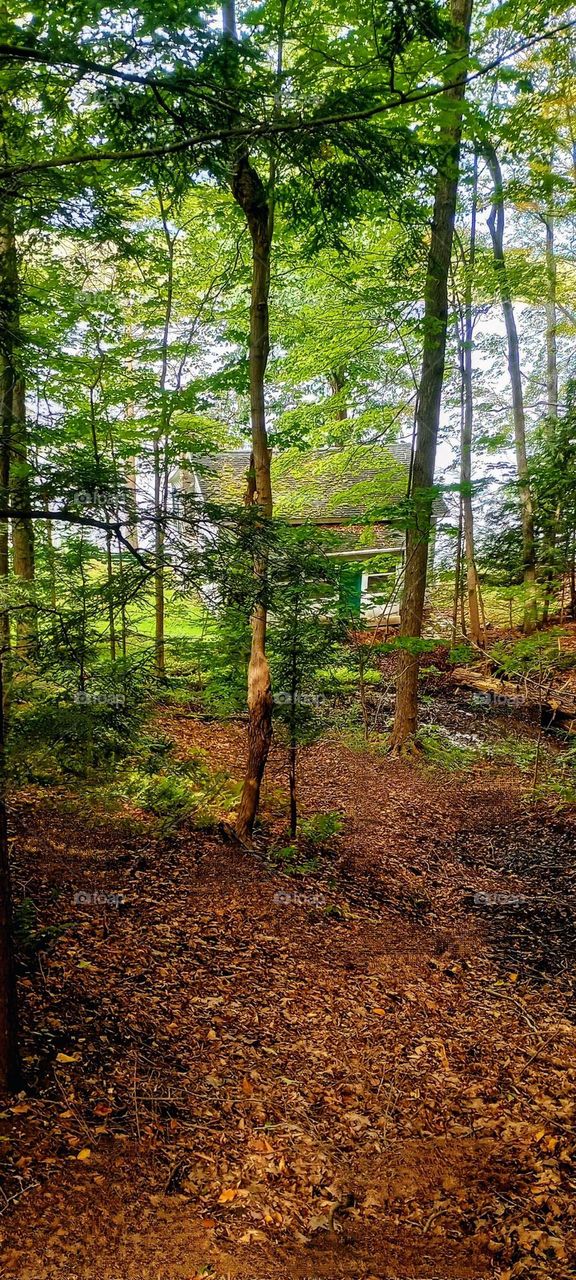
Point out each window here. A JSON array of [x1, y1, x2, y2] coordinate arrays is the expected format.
[[365, 572, 394, 594]]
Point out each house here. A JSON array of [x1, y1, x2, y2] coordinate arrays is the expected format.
[[173, 444, 443, 626]]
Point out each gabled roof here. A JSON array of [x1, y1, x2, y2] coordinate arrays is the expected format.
[[195, 444, 413, 522]]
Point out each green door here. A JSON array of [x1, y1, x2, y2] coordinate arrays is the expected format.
[[338, 565, 363, 619]]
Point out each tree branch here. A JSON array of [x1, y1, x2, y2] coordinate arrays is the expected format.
[[1, 20, 574, 181], [0, 508, 150, 567]]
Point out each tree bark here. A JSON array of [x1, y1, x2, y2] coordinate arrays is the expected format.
[[461, 150, 483, 646], [153, 438, 166, 679], [0, 215, 36, 657], [542, 209, 560, 625], [0, 654, 21, 1093], [544, 212, 558, 420], [232, 152, 274, 842], [328, 368, 347, 422], [390, 0, 473, 751], [484, 144, 537, 634], [223, 0, 277, 841], [452, 493, 464, 646], [125, 455, 139, 551], [153, 196, 177, 683], [0, 335, 10, 658]]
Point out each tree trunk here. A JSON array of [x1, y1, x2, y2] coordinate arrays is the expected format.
[[289, 738, 297, 840], [452, 494, 463, 646], [544, 212, 558, 420], [154, 439, 166, 680], [484, 144, 537, 634], [105, 531, 116, 662], [390, 0, 473, 752], [232, 152, 274, 842], [223, 1, 277, 842], [10, 376, 35, 594], [0, 216, 36, 657], [461, 150, 483, 646], [328, 368, 347, 422], [288, 601, 299, 839], [0, 341, 10, 658], [125, 455, 139, 550], [154, 201, 175, 683], [542, 210, 559, 624], [0, 654, 21, 1094]]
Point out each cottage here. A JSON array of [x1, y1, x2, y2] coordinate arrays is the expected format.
[[173, 443, 443, 626]]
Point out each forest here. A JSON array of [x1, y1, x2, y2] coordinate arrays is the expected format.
[[1, 0, 576, 1276]]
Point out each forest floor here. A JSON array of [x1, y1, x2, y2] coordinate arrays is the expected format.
[[1, 692, 576, 1279]]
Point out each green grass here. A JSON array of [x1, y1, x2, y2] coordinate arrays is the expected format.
[[127, 591, 206, 642]]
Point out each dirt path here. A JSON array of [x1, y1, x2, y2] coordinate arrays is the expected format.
[[0, 723, 575, 1279]]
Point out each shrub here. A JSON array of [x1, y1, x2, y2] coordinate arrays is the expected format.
[[298, 811, 343, 843], [120, 751, 242, 833]]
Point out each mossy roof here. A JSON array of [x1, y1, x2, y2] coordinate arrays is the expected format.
[[196, 444, 411, 521]]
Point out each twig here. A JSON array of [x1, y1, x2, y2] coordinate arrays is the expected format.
[[52, 1070, 93, 1143], [133, 1052, 141, 1143]]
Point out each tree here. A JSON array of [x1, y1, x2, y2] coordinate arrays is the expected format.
[[221, 0, 277, 842], [268, 528, 342, 838], [483, 142, 537, 633], [0, 652, 20, 1094], [390, 0, 473, 752], [457, 149, 484, 646]]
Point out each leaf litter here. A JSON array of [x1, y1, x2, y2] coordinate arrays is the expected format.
[[0, 715, 575, 1279]]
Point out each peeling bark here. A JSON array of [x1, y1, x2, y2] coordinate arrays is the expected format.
[[231, 152, 274, 842], [223, 2, 277, 842]]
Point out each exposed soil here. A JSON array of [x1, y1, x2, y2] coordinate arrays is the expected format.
[[0, 714, 575, 1279]]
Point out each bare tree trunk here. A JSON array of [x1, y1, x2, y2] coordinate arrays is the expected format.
[[232, 154, 274, 841], [222, 0, 236, 38], [153, 437, 166, 680], [125, 455, 139, 550], [154, 199, 175, 683], [105, 531, 116, 662], [390, 0, 473, 752], [461, 151, 483, 646], [452, 495, 464, 647], [542, 209, 559, 624], [10, 377, 35, 594], [0, 348, 10, 658], [223, 0, 281, 841], [328, 368, 347, 422], [287, 600, 299, 839], [0, 216, 36, 657], [124, 348, 139, 549], [484, 144, 537, 634], [0, 654, 20, 1093], [544, 212, 558, 419], [571, 529, 576, 620]]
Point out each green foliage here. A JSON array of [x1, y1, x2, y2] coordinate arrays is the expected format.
[[417, 725, 478, 770], [6, 661, 151, 783], [298, 810, 343, 843], [448, 642, 475, 665], [269, 844, 321, 876], [489, 632, 562, 683], [119, 750, 241, 834], [13, 898, 71, 959]]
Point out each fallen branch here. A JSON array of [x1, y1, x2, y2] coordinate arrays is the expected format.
[[451, 666, 576, 728]]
